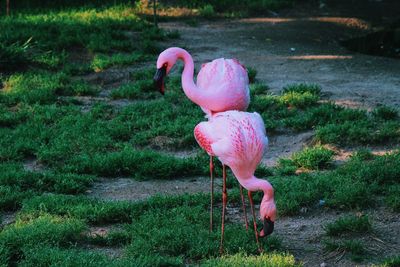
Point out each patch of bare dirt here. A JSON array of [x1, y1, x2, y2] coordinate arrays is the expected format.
[[263, 131, 314, 166], [87, 177, 221, 202], [0, 212, 17, 228], [163, 149, 199, 158], [329, 144, 399, 165], [63, 95, 138, 113], [69, 62, 153, 112], [78, 63, 150, 94], [83, 226, 126, 258], [23, 156, 45, 172], [277, 208, 400, 266], [84, 244, 124, 259]]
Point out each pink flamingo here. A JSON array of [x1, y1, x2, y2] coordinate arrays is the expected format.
[[153, 47, 250, 116], [194, 110, 276, 253], [154, 47, 251, 231]]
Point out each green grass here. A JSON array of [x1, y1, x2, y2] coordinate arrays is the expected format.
[[351, 148, 375, 161], [324, 239, 365, 262], [111, 80, 157, 100], [9, 193, 283, 266], [0, 38, 33, 72], [1, 6, 146, 52], [199, 4, 217, 18], [379, 256, 400, 267], [0, 214, 86, 265], [271, 151, 400, 215], [0, 163, 93, 194], [282, 83, 321, 96], [91, 52, 147, 72], [292, 145, 334, 170], [247, 67, 257, 83], [250, 83, 269, 96], [0, 162, 94, 211], [324, 215, 372, 236], [385, 185, 400, 211], [372, 106, 398, 120], [1, 72, 97, 106], [202, 252, 300, 266], [151, 0, 296, 16], [276, 159, 297, 176], [61, 147, 205, 180]]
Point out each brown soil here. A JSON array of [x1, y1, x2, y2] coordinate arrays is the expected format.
[[84, 225, 125, 258], [263, 131, 314, 166], [87, 176, 221, 201], [0, 212, 16, 229], [23, 156, 45, 172]]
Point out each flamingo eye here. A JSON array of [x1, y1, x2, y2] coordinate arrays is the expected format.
[[163, 63, 168, 68]]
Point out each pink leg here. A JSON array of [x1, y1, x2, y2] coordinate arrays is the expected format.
[[240, 185, 249, 231], [219, 164, 227, 254], [209, 156, 214, 232], [248, 191, 263, 253]]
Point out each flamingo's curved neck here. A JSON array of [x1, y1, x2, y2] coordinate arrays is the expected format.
[[236, 175, 274, 202], [176, 49, 204, 105]]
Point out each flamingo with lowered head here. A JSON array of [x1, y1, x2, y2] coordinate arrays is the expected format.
[[194, 110, 276, 253], [154, 47, 251, 232]]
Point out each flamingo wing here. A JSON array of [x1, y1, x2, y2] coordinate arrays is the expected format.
[[212, 112, 267, 172], [194, 121, 217, 156]]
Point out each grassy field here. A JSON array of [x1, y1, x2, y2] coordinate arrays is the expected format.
[[1, 3, 400, 266]]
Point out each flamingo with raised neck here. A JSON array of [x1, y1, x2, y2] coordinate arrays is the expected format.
[[154, 47, 250, 117], [154, 47, 252, 233]]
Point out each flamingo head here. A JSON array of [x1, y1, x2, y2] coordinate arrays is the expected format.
[[259, 200, 276, 238], [154, 49, 178, 95]]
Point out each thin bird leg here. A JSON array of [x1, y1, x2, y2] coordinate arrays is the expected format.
[[209, 156, 214, 232], [240, 185, 249, 231], [219, 164, 227, 255], [248, 191, 263, 253]]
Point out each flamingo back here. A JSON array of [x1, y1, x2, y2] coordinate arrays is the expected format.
[[194, 111, 268, 178], [197, 58, 250, 114]]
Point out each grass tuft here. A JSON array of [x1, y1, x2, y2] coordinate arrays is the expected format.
[[91, 52, 146, 72], [385, 185, 400, 212], [324, 239, 365, 262], [282, 83, 321, 96], [0, 38, 33, 72], [203, 252, 300, 267], [372, 106, 398, 120], [199, 4, 216, 18], [324, 215, 372, 236], [292, 146, 334, 170], [247, 67, 257, 83], [379, 255, 400, 267], [0, 214, 86, 265]]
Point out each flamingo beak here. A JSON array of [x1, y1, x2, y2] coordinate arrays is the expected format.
[[259, 217, 274, 238], [154, 66, 167, 95]]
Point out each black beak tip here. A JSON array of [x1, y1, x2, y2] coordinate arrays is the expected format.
[[153, 66, 167, 95], [260, 218, 274, 238]]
